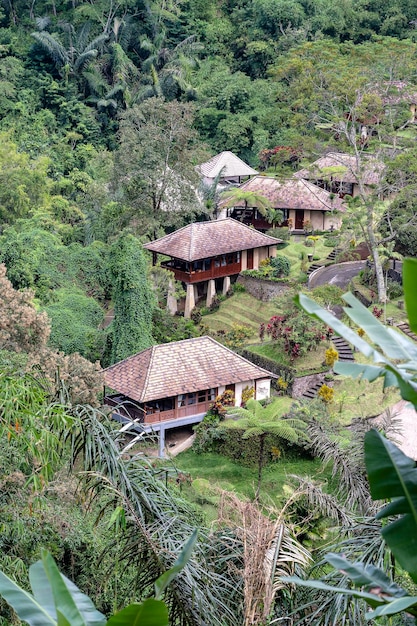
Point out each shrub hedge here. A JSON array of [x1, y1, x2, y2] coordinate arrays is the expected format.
[[239, 348, 295, 392]]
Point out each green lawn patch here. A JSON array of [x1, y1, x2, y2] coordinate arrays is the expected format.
[[248, 339, 330, 375], [284, 236, 332, 278], [175, 449, 326, 509]]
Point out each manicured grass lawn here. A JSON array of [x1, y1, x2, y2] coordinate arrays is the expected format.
[[248, 340, 331, 375], [175, 449, 326, 512], [283, 236, 334, 278]]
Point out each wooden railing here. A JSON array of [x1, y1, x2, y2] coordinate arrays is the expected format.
[[106, 396, 213, 426], [161, 261, 241, 283]]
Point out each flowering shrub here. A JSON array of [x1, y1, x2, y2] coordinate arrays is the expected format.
[[241, 385, 255, 406], [265, 310, 326, 360], [325, 346, 339, 368], [276, 376, 289, 395], [372, 306, 383, 318], [318, 384, 334, 404], [209, 389, 235, 417]]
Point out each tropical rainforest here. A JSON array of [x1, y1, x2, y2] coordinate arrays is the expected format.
[[2, 0, 417, 624]]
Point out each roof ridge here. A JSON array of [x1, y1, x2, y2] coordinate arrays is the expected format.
[[140, 344, 156, 402], [204, 335, 276, 378], [188, 222, 195, 262], [104, 344, 154, 372]]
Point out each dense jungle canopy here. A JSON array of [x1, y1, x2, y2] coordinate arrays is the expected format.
[[2, 1, 417, 624]]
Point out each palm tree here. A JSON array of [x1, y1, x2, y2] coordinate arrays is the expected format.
[[219, 188, 272, 222], [136, 31, 202, 102], [31, 21, 108, 84], [266, 208, 284, 228], [226, 398, 306, 500]]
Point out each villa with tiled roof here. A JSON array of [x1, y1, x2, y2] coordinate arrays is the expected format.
[[295, 152, 384, 199], [198, 151, 258, 186], [219, 175, 345, 231], [104, 336, 275, 456], [144, 218, 281, 317]]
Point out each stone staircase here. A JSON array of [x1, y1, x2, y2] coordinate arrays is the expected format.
[[300, 335, 354, 400], [396, 322, 417, 342], [307, 262, 322, 276], [307, 247, 341, 276], [326, 247, 341, 262], [302, 378, 325, 400], [332, 336, 354, 362]]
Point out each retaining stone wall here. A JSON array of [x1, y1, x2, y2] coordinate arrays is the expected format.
[[237, 275, 290, 301]]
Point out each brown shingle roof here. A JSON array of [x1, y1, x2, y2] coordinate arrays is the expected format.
[[218, 176, 345, 212], [104, 336, 275, 402], [143, 218, 280, 261], [199, 151, 258, 179], [295, 152, 383, 186]]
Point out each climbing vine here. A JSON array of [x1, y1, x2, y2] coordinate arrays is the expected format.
[[109, 234, 155, 363]]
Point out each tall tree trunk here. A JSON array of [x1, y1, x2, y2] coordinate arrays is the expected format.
[[255, 434, 265, 501], [367, 209, 386, 303]]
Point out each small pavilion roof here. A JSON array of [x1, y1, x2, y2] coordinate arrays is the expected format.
[[104, 336, 275, 403], [143, 218, 280, 262], [199, 151, 258, 179], [295, 152, 383, 186], [218, 176, 345, 212]]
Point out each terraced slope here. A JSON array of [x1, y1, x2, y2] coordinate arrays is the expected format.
[[202, 292, 278, 339]]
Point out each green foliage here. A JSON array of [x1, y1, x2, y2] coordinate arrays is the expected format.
[[114, 99, 201, 238], [44, 289, 105, 361], [270, 255, 291, 277], [0, 532, 198, 626], [308, 284, 344, 309], [240, 348, 295, 392], [288, 259, 417, 622], [109, 234, 155, 363], [213, 322, 252, 349], [152, 307, 200, 344], [267, 227, 291, 242], [225, 398, 306, 498], [0, 222, 110, 303]]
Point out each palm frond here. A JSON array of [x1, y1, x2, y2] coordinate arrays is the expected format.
[[288, 475, 356, 527], [306, 419, 373, 514], [31, 31, 69, 68], [218, 491, 311, 626], [74, 49, 98, 73], [289, 518, 390, 626], [67, 403, 239, 625]]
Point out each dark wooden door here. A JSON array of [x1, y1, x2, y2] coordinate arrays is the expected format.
[[247, 249, 254, 269], [295, 209, 304, 229]]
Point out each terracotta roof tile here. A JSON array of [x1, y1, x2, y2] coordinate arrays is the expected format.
[[143, 218, 281, 261], [295, 152, 383, 186], [199, 151, 258, 178], [104, 336, 276, 402], [218, 175, 345, 212]]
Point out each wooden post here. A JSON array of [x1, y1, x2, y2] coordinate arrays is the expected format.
[[158, 426, 165, 458]]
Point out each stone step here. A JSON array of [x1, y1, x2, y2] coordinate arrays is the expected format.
[[326, 247, 341, 261], [332, 336, 354, 362], [307, 263, 322, 276], [396, 322, 417, 342], [301, 381, 323, 400]]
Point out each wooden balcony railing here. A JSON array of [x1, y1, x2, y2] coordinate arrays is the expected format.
[[161, 261, 241, 283]]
